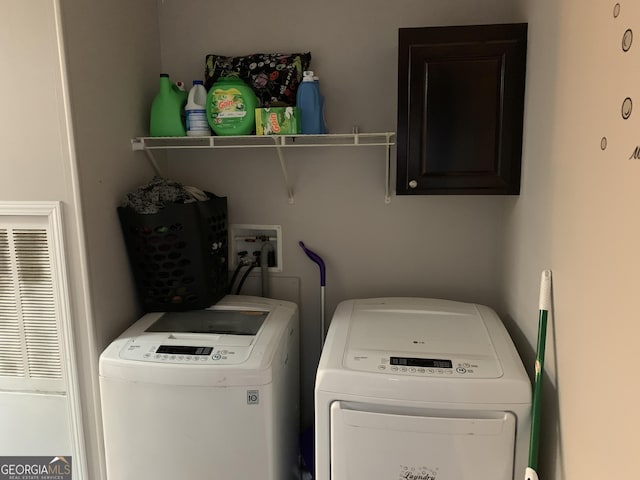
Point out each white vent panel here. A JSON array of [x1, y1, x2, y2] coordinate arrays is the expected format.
[[0, 229, 25, 377], [14, 229, 62, 379], [0, 209, 66, 392]]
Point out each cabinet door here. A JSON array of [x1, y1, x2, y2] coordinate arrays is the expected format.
[[397, 24, 527, 195]]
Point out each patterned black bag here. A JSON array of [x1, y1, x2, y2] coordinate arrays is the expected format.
[[205, 52, 311, 107]]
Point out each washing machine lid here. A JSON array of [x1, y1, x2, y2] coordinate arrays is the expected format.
[[116, 308, 269, 365], [316, 298, 531, 405], [345, 300, 502, 378], [146, 309, 267, 336], [99, 295, 298, 387]]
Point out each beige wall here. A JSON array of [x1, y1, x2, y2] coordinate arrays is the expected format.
[[58, 0, 161, 477], [160, 2, 640, 476], [505, 0, 640, 478], [0, 0, 94, 477], [0, 2, 70, 199], [2, 1, 160, 478], [59, 0, 160, 350], [157, 0, 521, 427]]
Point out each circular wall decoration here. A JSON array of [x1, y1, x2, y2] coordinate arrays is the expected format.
[[602, 3, 638, 159], [622, 28, 633, 51], [621, 97, 633, 119], [601, 137, 608, 150]]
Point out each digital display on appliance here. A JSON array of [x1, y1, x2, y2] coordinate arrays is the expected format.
[[156, 345, 213, 356], [390, 357, 453, 368]]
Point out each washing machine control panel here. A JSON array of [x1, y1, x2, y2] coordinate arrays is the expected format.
[[345, 351, 503, 378], [119, 339, 253, 364]]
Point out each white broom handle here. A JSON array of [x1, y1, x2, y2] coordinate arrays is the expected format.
[[539, 270, 552, 311]]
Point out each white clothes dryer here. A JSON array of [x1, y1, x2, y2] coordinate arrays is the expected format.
[[315, 297, 531, 480], [99, 295, 299, 480]]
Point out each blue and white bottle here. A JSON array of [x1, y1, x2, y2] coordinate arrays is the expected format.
[[296, 71, 325, 134]]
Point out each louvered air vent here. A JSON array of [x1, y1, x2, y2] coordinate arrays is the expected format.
[[14, 228, 62, 378], [0, 229, 24, 377], [0, 221, 63, 390]]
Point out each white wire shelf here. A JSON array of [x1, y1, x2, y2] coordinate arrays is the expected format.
[[131, 132, 394, 150], [131, 132, 396, 204]]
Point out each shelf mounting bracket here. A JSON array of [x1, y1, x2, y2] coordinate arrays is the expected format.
[[273, 136, 295, 204]]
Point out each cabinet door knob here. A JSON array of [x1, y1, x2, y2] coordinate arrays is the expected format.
[[409, 180, 418, 189]]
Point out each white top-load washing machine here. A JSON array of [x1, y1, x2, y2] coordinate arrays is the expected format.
[[99, 295, 299, 480], [315, 298, 531, 480]]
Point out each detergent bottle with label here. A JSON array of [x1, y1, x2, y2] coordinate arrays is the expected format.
[[206, 76, 258, 136], [150, 74, 187, 137], [185, 80, 210, 136], [296, 70, 325, 134]]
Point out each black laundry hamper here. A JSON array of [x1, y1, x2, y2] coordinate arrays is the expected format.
[[118, 192, 228, 312]]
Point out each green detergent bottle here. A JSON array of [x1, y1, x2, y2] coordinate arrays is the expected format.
[[150, 74, 188, 137], [206, 76, 258, 136]]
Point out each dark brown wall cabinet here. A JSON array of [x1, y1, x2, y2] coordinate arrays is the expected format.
[[396, 23, 527, 195]]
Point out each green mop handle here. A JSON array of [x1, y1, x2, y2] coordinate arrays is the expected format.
[[525, 270, 552, 480]]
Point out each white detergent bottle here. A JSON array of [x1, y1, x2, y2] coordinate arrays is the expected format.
[[185, 80, 210, 136]]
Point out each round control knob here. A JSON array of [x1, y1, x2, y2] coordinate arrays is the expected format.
[[409, 180, 418, 189]]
